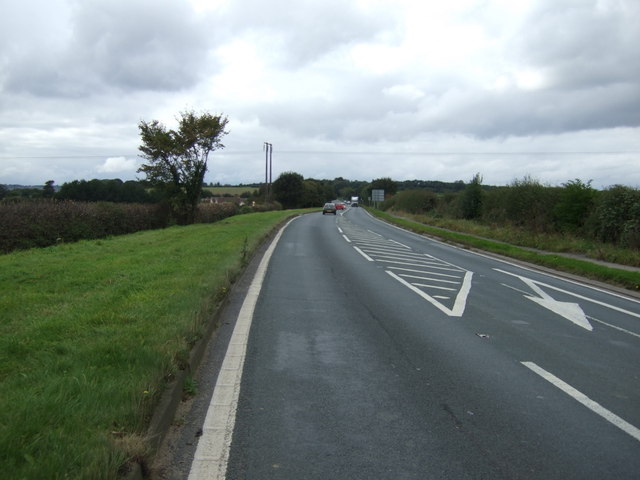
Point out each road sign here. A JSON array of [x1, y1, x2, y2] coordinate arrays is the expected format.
[[372, 189, 385, 202]]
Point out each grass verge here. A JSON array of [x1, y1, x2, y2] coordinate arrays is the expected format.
[[369, 209, 640, 292], [0, 210, 309, 480]]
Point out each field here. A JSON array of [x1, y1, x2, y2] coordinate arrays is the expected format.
[[0, 210, 308, 479], [203, 186, 258, 196]]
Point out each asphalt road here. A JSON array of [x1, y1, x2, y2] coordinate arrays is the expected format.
[[186, 207, 640, 479]]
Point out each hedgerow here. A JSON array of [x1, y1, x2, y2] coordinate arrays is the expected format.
[[0, 200, 242, 254]]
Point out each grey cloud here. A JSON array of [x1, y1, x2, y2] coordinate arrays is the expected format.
[[219, 0, 399, 66], [3, 0, 214, 97], [512, 0, 640, 90]]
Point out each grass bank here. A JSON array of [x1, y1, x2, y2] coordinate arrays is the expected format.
[[369, 209, 640, 292], [0, 210, 308, 480]]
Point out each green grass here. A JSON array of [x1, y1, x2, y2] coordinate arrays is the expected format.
[[0, 210, 308, 479], [370, 209, 640, 292]]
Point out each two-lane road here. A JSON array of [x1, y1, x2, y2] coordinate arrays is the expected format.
[[189, 207, 640, 479]]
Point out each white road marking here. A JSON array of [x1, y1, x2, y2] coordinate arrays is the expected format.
[[588, 316, 640, 339], [389, 266, 462, 279], [354, 246, 374, 261], [188, 219, 294, 480], [377, 258, 463, 272], [522, 362, 640, 443], [496, 269, 592, 330], [398, 273, 461, 284], [341, 215, 473, 316], [387, 270, 473, 317], [411, 283, 457, 291], [389, 239, 411, 249]]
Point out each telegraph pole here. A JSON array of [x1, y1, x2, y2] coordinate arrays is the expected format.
[[264, 142, 272, 202], [268, 143, 273, 202]]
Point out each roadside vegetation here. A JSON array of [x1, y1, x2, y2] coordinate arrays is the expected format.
[[0, 210, 309, 479], [2, 126, 639, 477], [369, 209, 640, 291], [364, 175, 640, 291]]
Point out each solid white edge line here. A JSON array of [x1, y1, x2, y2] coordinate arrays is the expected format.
[[521, 361, 640, 443], [187, 218, 296, 480]]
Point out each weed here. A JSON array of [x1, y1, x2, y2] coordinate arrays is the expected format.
[[183, 376, 199, 398]]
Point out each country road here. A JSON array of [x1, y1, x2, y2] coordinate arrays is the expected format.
[[157, 207, 640, 479]]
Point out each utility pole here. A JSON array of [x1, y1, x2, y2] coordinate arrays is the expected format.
[[264, 142, 272, 202], [268, 142, 273, 202]]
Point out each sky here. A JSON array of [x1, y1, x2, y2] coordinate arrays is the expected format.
[[1, 0, 639, 189]]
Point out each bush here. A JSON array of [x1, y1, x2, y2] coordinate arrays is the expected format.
[[589, 185, 640, 248], [194, 202, 239, 223], [503, 176, 559, 233], [391, 189, 437, 214], [0, 200, 167, 253], [553, 179, 596, 233]]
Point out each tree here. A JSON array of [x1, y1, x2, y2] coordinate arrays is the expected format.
[[369, 177, 398, 197], [138, 110, 229, 224], [459, 173, 483, 220], [272, 172, 304, 209], [43, 180, 55, 198]]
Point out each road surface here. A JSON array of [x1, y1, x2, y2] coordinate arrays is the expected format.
[[186, 207, 640, 479]]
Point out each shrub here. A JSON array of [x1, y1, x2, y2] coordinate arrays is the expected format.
[[194, 202, 239, 223], [553, 179, 596, 233], [391, 189, 437, 214], [503, 176, 559, 233], [0, 200, 166, 253], [589, 185, 640, 248]]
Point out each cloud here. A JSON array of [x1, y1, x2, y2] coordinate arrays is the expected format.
[[97, 157, 137, 174], [2, 0, 213, 97], [1, 0, 639, 188]]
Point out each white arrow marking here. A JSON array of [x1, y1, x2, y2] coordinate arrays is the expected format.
[[498, 270, 593, 331]]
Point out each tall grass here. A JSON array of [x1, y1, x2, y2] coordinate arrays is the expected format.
[[391, 211, 640, 267], [0, 210, 306, 479]]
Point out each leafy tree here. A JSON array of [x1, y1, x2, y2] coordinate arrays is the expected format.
[[0, 184, 7, 200], [272, 171, 304, 209], [43, 180, 55, 198], [56, 179, 152, 203], [459, 173, 483, 220], [369, 177, 398, 197], [301, 179, 326, 207], [138, 110, 229, 224]]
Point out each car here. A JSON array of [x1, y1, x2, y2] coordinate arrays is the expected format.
[[351, 201, 358, 207], [322, 202, 337, 215], [335, 202, 345, 210]]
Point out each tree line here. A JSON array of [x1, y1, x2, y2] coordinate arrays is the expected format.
[[268, 171, 639, 250], [2, 110, 637, 252]]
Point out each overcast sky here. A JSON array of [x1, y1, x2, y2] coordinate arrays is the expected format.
[[1, 0, 639, 189]]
